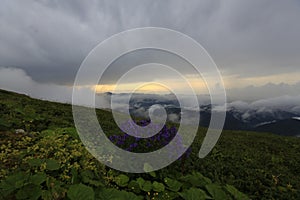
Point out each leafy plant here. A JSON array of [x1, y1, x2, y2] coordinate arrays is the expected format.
[[0, 89, 299, 200], [67, 184, 94, 200]]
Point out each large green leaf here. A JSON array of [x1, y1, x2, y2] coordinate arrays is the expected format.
[[180, 172, 212, 188], [0, 180, 16, 197], [80, 170, 104, 187], [164, 177, 183, 192], [97, 188, 143, 200], [115, 174, 130, 187], [152, 181, 165, 192], [96, 188, 118, 200], [29, 173, 47, 185], [128, 180, 141, 194], [119, 191, 144, 200], [15, 184, 42, 200], [205, 184, 228, 200], [225, 185, 249, 200], [136, 177, 152, 192], [0, 172, 29, 193], [179, 188, 208, 200], [67, 184, 95, 200]]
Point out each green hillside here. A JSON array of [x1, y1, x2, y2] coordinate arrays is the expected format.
[[0, 89, 299, 200]]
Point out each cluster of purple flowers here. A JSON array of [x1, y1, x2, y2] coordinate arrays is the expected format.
[[108, 119, 192, 160]]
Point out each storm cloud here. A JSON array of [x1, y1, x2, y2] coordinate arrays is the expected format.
[[1, 0, 300, 83]]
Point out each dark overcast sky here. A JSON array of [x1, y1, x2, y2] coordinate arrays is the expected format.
[[0, 0, 300, 102]]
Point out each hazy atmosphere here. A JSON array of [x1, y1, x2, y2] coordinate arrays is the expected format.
[[0, 0, 300, 104]]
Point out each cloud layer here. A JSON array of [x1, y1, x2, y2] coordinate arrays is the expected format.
[[0, 0, 300, 85], [1, 67, 299, 112]]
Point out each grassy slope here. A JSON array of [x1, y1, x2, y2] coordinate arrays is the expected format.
[[0, 89, 299, 199]]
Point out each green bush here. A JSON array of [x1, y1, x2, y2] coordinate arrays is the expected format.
[[0, 89, 299, 199]]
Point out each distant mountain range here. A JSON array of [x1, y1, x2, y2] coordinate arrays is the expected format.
[[255, 118, 300, 137], [199, 105, 300, 136], [97, 93, 300, 137]]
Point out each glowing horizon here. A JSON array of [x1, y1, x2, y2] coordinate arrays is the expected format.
[[93, 71, 300, 95]]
